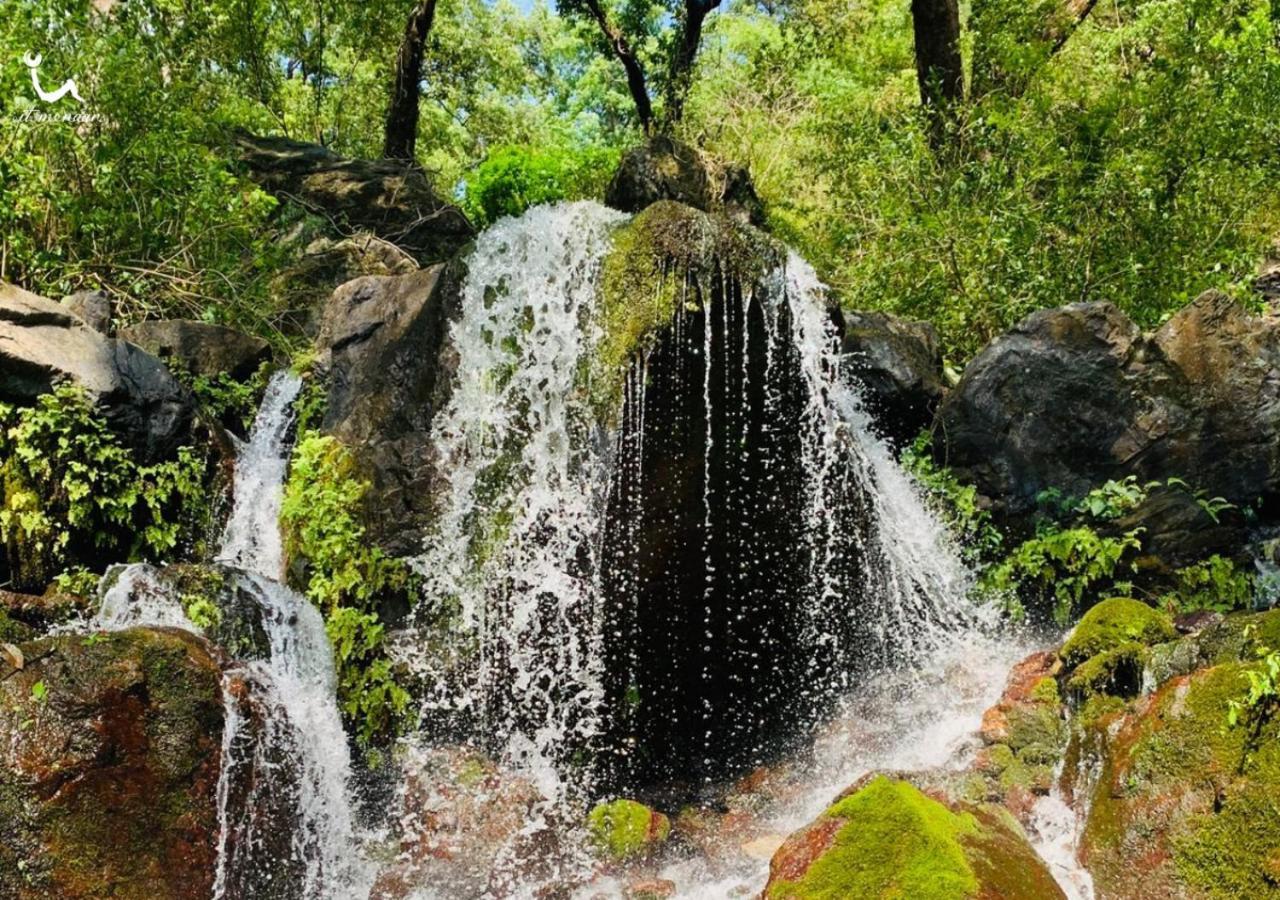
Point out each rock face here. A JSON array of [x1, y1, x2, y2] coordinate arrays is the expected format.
[[1067, 608, 1280, 899], [838, 309, 946, 448], [606, 136, 764, 225], [314, 264, 460, 554], [270, 233, 421, 335], [0, 628, 223, 900], [236, 133, 474, 266], [937, 293, 1280, 527], [764, 775, 1065, 899], [60, 289, 111, 334], [119, 319, 271, 381], [0, 283, 195, 461]]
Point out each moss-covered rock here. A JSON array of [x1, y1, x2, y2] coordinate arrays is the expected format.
[[1081, 661, 1280, 899], [1066, 640, 1147, 700], [1059, 597, 1176, 669], [593, 200, 781, 409], [764, 775, 1065, 899], [586, 798, 672, 862], [0, 627, 223, 899]]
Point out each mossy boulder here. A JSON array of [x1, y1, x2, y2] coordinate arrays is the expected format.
[[1066, 640, 1147, 700], [1059, 597, 1176, 670], [1081, 660, 1280, 899], [586, 798, 672, 862], [0, 627, 223, 899], [594, 199, 781, 408], [764, 775, 1065, 899]]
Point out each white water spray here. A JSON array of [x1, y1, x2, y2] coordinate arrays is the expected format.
[[94, 370, 369, 900], [410, 201, 627, 799]]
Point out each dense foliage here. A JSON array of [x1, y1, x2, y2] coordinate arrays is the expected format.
[[0, 386, 208, 591], [3, 0, 1277, 359], [280, 431, 413, 749]]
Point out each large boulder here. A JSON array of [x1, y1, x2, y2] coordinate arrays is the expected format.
[[606, 136, 764, 225], [314, 263, 461, 554], [937, 293, 1280, 527], [0, 283, 196, 461], [236, 133, 474, 266], [764, 774, 1065, 899], [0, 628, 223, 899], [269, 232, 421, 336], [838, 309, 946, 448], [60, 289, 111, 334], [1079, 658, 1280, 899], [119, 319, 271, 381]]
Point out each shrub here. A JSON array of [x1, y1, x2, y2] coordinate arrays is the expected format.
[[280, 431, 412, 748], [0, 386, 209, 590]]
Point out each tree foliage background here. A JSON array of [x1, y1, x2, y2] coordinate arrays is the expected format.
[[1, 0, 1279, 359]]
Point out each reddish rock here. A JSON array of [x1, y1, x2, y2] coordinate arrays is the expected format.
[[0, 627, 223, 899]]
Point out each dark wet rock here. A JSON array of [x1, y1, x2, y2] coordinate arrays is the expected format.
[[119, 319, 271, 381], [1173, 609, 1224, 635], [0, 627, 223, 900], [60, 289, 111, 334], [236, 133, 474, 266], [606, 137, 765, 225], [1109, 483, 1247, 577], [764, 774, 1065, 899], [0, 588, 89, 633], [937, 293, 1280, 534], [315, 263, 462, 554], [838, 309, 946, 448], [0, 283, 196, 461]]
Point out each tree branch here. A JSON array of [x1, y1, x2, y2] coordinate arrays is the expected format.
[[581, 0, 655, 134], [664, 0, 722, 128]]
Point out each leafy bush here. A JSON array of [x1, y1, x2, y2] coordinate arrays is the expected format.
[[903, 433, 1003, 563], [983, 524, 1143, 624], [0, 386, 209, 591], [280, 431, 412, 748], [1161, 555, 1257, 615], [463, 143, 621, 227]]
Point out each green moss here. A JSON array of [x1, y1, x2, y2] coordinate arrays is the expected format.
[[1005, 702, 1065, 753], [1083, 661, 1280, 898], [1030, 676, 1060, 704], [0, 609, 34, 644], [587, 798, 670, 862], [592, 201, 782, 415], [1060, 598, 1176, 670], [767, 777, 980, 899], [1067, 641, 1146, 700]]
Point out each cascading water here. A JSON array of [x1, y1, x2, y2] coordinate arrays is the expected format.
[[410, 201, 628, 801], [93, 371, 370, 900]]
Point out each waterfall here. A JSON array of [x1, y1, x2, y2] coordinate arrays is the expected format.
[[410, 201, 628, 800], [93, 370, 369, 900], [217, 371, 302, 577]]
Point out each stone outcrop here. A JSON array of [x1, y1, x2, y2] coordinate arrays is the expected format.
[[0, 628, 223, 899], [236, 133, 474, 266], [119, 319, 271, 381], [937, 293, 1280, 531], [314, 263, 462, 555], [606, 136, 765, 225], [60, 289, 111, 334], [838, 309, 946, 448], [0, 283, 196, 461]]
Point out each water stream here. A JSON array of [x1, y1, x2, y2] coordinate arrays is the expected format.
[[85, 203, 1096, 898], [94, 371, 370, 900]]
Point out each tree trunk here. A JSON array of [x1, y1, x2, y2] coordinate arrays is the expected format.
[[911, 0, 964, 113], [581, 0, 654, 134], [383, 0, 438, 161], [664, 0, 721, 128]]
